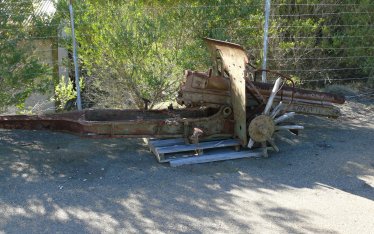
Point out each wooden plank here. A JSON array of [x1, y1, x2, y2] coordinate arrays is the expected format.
[[155, 153, 167, 163], [148, 138, 186, 161], [155, 139, 240, 155], [169, 151, 263, 167]]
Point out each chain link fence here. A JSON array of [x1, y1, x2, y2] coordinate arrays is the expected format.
[[1, 0, 373, 113]]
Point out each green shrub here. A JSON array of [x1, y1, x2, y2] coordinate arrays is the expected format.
[[53, 76, 84, 111]]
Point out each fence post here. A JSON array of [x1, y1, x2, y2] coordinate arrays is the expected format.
[[261, 0, 271, 83], [69, 0, 82, 110]]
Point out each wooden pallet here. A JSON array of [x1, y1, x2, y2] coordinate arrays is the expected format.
[[147, 138, 263, 166]]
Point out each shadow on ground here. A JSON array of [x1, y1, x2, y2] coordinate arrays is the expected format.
[[0, 102, 373, 233]]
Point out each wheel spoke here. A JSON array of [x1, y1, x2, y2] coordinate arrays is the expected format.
[[270, 101, 284, 118], [267, 138, 279, 152], [274, 133, 296, 144], [247, 138, 255, 148], [276, 125, 304, 130], [261, 141, 268, 157], [263, 77, 283, 115], [274, 112, 295, 124]]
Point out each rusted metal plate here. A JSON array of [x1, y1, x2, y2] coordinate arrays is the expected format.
[[249, 81, 345, 104], [204, 38, 248, 146], [177, 70, 231, 107], [178, 71, 345, 107], [282, 102, 341, 118], [0, 107, 235, 140], [178, 70, 344, 118]]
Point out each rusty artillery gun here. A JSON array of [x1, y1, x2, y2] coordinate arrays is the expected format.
[[0, 38, 345, 166]]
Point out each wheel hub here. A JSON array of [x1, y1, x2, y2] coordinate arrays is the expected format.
[[248, 115, 275, 142]]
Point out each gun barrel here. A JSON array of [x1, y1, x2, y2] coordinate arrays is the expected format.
[[250, 81, 345, 104]]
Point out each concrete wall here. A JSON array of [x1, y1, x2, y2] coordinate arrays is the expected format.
[[5, 39, 69, 114]]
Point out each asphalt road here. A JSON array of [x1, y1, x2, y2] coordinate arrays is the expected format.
[[0, 99, 373, 233]]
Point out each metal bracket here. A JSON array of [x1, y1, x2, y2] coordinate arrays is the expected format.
[[204, 38, 249, 146]]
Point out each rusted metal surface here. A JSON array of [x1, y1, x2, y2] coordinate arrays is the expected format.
[[178, 70, 344, 106], [0, 108, 234, 140], [177, 69, 344, 118], [248, 81, 345, 104], [177, 70, 231, 107], [204, 38, 249, 146], [279, 102, 341, 117]]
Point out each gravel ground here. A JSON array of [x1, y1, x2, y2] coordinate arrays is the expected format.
[[0, 98, 373, 234]]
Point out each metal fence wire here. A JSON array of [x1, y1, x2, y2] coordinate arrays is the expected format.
[[1, 0, 373, 112]]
